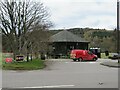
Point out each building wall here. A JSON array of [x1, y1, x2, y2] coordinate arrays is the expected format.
[[50, 42, 88, 57]]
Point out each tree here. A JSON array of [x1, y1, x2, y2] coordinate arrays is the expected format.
[[27, 29, 51, 59], [100, 37, 115, 52], [0, 0, 52, 60], [0, 30, 2, 52], [84, 30, 116, 52], [91, 36, 101, 47]]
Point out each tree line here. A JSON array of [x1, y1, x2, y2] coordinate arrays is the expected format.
[[83, 29, 117, 52]]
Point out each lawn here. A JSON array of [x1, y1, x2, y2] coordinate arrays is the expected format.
[[2, 59, 45, 70], [2, 53, 46, 70], [101, 53, 112, 59]]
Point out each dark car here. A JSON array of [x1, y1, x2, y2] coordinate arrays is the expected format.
[[109, 53, 120, 60]]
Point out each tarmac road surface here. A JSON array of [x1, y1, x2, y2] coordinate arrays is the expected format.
[[2, 59, 118, 88]]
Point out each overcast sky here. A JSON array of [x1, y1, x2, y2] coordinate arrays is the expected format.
[[40, 0, 118, 30]]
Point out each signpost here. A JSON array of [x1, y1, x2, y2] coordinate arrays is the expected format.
[[16, 55, 24, 61], [5, 58, 13, 63]]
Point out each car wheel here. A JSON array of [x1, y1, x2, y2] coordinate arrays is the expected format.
[[93, 57, 97, 61], [78, 58, 82, 62], [73, 59, 77, 61]]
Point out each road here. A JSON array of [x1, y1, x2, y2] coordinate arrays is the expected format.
[[0, 68, 1, 90], [2, 59, 118, 88]]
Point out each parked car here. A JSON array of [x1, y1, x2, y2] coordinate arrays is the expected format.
[[70, 49, 98, 61], [108, 53, 120, 60]]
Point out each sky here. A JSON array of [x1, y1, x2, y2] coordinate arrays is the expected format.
[[40, 0, 118, 30]]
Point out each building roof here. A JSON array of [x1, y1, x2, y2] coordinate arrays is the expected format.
[[49, 30, 89, 43]]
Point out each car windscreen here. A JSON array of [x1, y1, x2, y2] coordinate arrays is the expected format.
[[87, 51, 93, 55]]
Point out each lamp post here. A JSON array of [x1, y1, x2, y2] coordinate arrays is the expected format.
[[117, 0, 120, 63]]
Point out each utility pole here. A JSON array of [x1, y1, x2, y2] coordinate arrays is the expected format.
[[117, 0, 120, 63]]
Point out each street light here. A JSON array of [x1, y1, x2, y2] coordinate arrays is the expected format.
[[117, 0, 120, 63]]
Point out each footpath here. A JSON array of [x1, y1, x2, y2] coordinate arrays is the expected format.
[[100, 59, 120, 68]]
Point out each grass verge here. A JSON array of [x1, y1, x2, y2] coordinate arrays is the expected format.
[[2, 59, 46, 70], [101, 53, 112, 59]]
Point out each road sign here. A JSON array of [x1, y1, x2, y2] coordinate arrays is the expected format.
[[5, 58, 13, 63]]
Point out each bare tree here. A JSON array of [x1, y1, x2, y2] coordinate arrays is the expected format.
[[0, 0, 52, 60], [27, 28, 51, 59]]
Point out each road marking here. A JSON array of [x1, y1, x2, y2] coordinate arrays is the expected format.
[[65, 62, 98, 64], [20, 85, 75, 88], [88, 62, 97, 64]]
